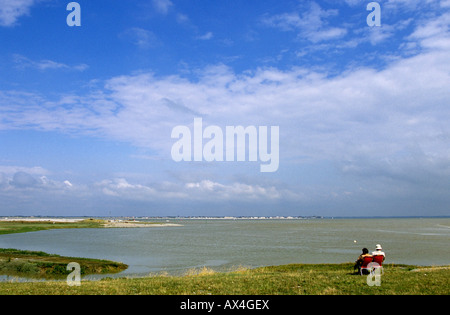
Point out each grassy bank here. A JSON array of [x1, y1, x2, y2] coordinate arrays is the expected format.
[[0, 248, 128, 279], [0, 263, 448, 295], [0, 219, 105, 235], [0, 218, 169, 235]]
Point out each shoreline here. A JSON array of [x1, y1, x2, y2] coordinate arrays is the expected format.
[[0, 218, 85, 223], [0, 217, 183, 228], [102, 220, 183, 228]]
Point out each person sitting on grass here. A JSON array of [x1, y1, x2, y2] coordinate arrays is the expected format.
[[371, 244, 385, 265], [354, 248, 372, 274]]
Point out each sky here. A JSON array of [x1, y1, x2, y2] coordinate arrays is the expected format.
[[0, 0, 450, 217]]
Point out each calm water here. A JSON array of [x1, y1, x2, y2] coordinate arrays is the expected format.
[[0, 218, 449, 280]]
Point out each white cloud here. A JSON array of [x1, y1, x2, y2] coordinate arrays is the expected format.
[[0, 168, 303, 207], [10, 171, 38, 188], [97, 178, 158, 199], [2, 44, 450, 166], [408, 12, 450, 50], [0, 166, 75, 192], [0, 0, 35, 27], [196, 32, 214, 40], [0, 165, 48, 176], [341, 0, 362, 6], [262, 2, 347, 43], [176, 13, 189, 24], [83, 177, 298, 202], [152, 0, 173, 15], [64, 180, 73, 187], [118, 28, 159, 49], [184, 180, 283, 200], [384, 0, 440, 11]]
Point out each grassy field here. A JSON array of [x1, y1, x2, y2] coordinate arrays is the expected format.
[[0, 263, 448, 295]]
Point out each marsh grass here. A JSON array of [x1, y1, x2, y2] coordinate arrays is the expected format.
[[1, 263, 448, 295], [0, 219, 105, 235], [0, 248, 128, 279]]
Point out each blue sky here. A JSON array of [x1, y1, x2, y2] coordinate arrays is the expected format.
[[1, 0, 450, 217]]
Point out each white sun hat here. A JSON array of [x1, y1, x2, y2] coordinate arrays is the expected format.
[[375, 244, 382, 250]]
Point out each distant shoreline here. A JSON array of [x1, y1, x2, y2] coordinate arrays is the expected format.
[[1, 215, 449, 221], [0, 216, 324, 221], [0, 217, 182, 228], [102, 220, 182, 228], [0, 218, 182, 236], [0, 218, 85, 223]]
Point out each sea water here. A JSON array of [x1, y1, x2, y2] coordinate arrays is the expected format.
[[0, 218, 448, 280]]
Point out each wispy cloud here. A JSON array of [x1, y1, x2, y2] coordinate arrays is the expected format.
[[2, 38, 450, 166], [0, 0, 36, 27], [118, 28, 160, 49], [408, 11, 450, 50], [152, 0, 173, 15], [0, 168, 298, 205], [0, 166, 72, 191], [184, 180, 284, 200], [196, 32, 214, 40], [13, 54, 88, 71], [0, 165, 48, 176], [95, 178, 292, 201], [262, 2, 347, 43]]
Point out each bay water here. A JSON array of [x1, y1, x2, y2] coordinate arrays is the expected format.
[[0, 218, 448, 280]]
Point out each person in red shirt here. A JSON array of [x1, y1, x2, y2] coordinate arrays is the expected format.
[[372, 244, 386, 265], [354, 248, 372, 274]]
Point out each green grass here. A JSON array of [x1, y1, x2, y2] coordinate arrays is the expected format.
[[0, 263, 448, 295], [0, 248, 128, 279], [0, 219, 106, 235]]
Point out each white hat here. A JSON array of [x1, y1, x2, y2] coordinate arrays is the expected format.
[[375, 244, 382, 250]]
